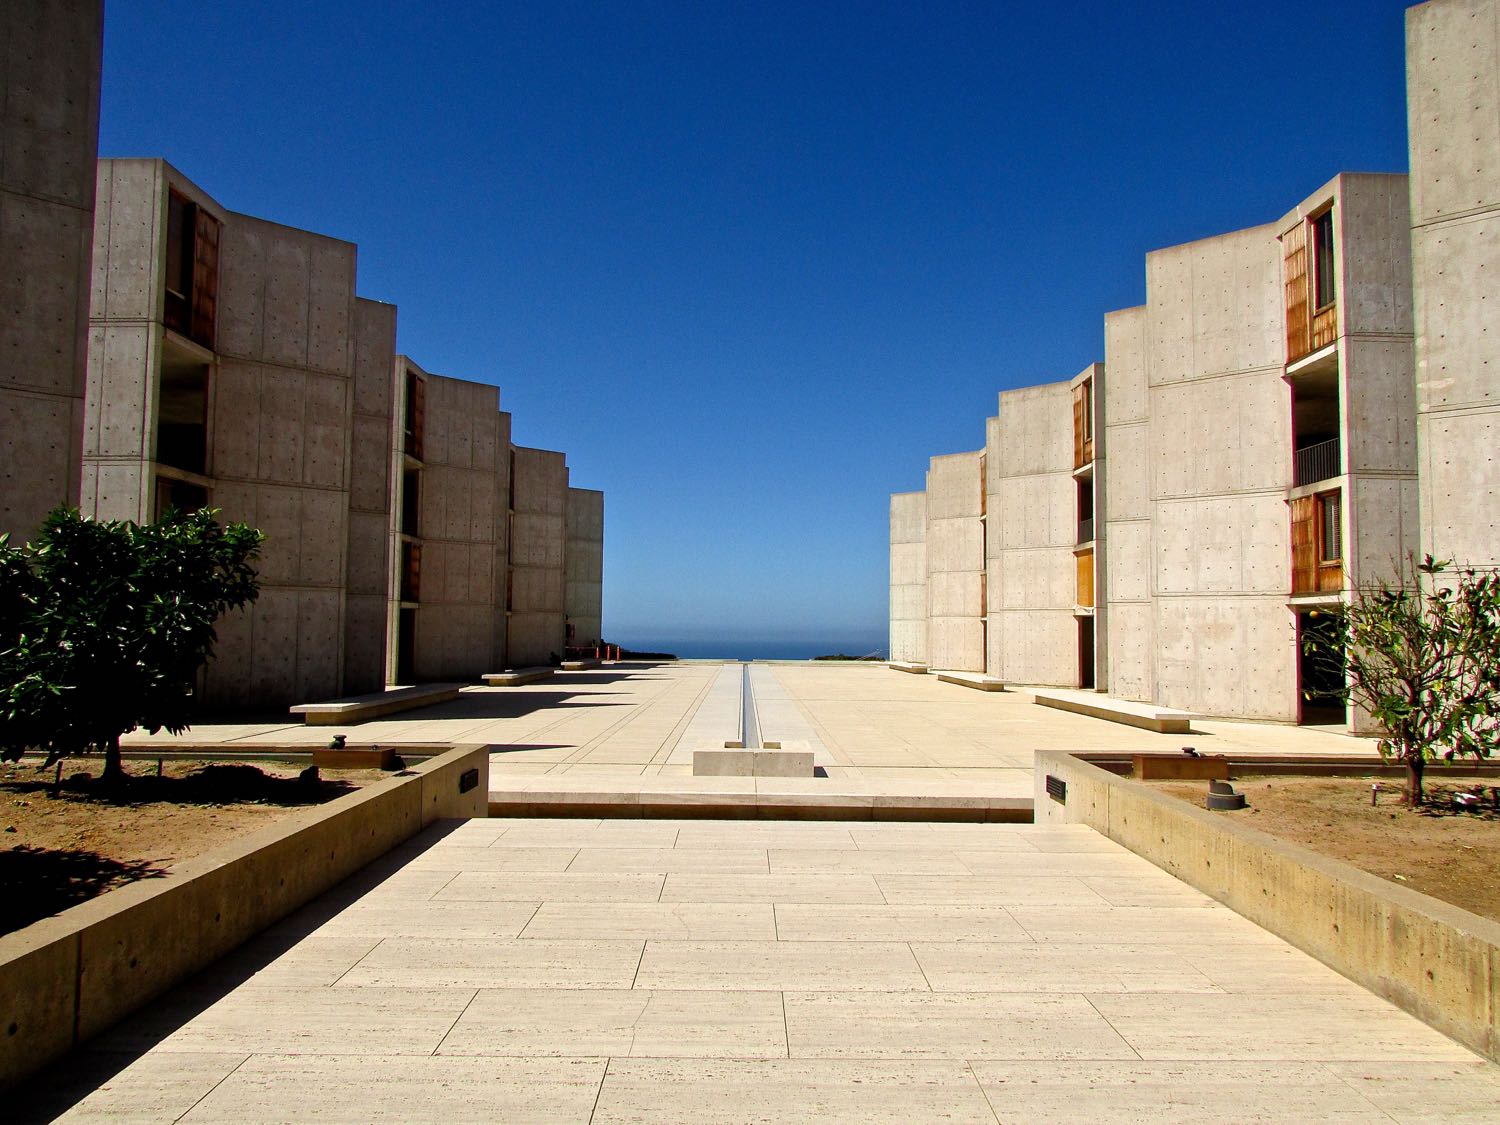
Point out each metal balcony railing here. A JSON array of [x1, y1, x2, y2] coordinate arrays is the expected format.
[[1294, 438, 1340, 487], [1077, 517, 1095, 545]]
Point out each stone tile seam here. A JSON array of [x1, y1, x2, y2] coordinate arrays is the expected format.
[[170, 1051, 254, 1125]]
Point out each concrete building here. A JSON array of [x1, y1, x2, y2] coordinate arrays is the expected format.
[[895, 174, 1419, 728], [0, 1, 103, 541], [387, 357, 512, 684], [923, 451, 986, 672], [565, 487, 605, 653], [888, 491, 927, 664], [82, 159, 398, 709], [985, 370, 1103, 688], [79, 158, 605, 706], [507, 445, 569, 667], [1407, 0, 1500, 572]]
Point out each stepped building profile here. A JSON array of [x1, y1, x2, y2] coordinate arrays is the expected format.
[[891, 0, 1497, 731]]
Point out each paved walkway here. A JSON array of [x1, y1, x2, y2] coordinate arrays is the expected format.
[[22, 817, 1498, 1122]]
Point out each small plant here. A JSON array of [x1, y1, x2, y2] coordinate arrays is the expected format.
[[0, 507, 262, 782], [1302, 556, 1500, 806]]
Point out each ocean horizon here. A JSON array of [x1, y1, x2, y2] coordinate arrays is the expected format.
[[615, 638, 887, 661]]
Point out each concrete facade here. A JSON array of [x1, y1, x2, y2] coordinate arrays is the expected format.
[[82, 159, 393, 709], [897, 178, 1422, 727], [508, 445, 570, 667], [77, 158, 604, 707], [0, 1, 103, 541], [565, 487, 605, 651], [1408, 0, 1500, 571], [924, 451, 985, 672], [888, 492, 928, 664], [985, 376, 1094, 687]]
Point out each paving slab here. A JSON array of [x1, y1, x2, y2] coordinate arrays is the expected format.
[[24, 814, 1500, 1123]]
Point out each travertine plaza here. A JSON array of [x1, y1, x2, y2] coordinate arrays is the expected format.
[[892, 0, 1500, 731], [5, 0, 1500, 1120]]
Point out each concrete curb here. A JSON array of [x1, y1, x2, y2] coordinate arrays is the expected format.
[[488, 789, 1031, 822], [1034, 748, 1500, 1062], [0, 745, 489, 1090]]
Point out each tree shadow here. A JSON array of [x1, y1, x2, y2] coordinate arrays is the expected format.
[[0, 846, 170, 935], [1416, 782, 1500, 820]]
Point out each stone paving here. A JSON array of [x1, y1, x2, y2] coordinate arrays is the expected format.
[[20, 817, 1499, 1122]]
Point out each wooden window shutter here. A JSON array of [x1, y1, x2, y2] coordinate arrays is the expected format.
[[1290, 496, 1317, 593], [191, 210, 220, 349], [1072, 385, 1086, 469], [1283, 223, 1310, 363], [1075, 552, 1094, 608], [411, 376, 426, 461]]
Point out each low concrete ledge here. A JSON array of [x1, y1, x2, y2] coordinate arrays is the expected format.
[[1032, 688, 1190, 733], [489, 788, 1030, 823], [0, 745, 490, 1091], [936, 671, 1006, 692], [1034, 748, 1500, 1063], [560, 659, 599, 671], [289, 683, 462, 725], [481, 667, 555, 687], [888, 661, 929, 674], [693, 744, 816, 777]]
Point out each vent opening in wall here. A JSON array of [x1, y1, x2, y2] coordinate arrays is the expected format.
[[1045, 775, 1067, 804]]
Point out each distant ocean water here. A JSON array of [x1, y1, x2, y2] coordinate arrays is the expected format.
[[618, 638, 887, 661]]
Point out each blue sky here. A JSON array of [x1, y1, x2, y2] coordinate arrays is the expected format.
[[99, 1, 1413, 652]]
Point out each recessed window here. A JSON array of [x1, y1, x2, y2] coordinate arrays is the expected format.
[[1318, 491, 1342, 564], [1312, 210, 1336, 311]]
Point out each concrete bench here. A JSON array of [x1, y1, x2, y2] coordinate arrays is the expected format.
[[889, 661, 929, 674], [289, 684, 463, 726], [935, 671, 1006, 692], [1032, 689, 1192, 733], [481, 667, 555, 687], [560, 659, 599, 671]]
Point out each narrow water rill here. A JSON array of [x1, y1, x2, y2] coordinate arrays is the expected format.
[[739, 661, 762, 749]]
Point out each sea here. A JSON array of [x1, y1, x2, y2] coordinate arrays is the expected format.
[[616, 637, 887, 662]]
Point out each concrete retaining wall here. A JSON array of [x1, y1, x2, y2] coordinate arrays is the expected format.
[[0, 744, 489, 1090], [1034, 748, 1500, 1062]]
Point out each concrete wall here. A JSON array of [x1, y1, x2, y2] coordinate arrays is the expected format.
[[889, 491, 927, 663], [508, 445, 568, 666], [565, 487, 604, 648], [0, 744, 489, 1091], [925, 450, 984, 672], [0, 1, 102, 541], [344, 299, 395, 693], [1103, 306, 1155, 704], [1408, 0, 1500, 571], [989, 381, 1080, 685], [1143, 222, 1297, 721], [81, 160, 390, 710], [411, 372, 504, 681]]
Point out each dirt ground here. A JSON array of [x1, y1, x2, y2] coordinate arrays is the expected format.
[[0, 757, 391, 936], [1152, 774, 1500, 923]]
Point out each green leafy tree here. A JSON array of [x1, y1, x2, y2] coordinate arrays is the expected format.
[[0, 507, 262, 781], [1303, 557, 1500, 806]]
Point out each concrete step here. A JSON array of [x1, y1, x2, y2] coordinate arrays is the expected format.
[[888, 661, 929, 674]]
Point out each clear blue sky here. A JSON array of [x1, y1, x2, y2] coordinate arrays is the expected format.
[[99, 1, 1413, 652]]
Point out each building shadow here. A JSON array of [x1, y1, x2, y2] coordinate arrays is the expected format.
[[7, 820, 468, 1122]]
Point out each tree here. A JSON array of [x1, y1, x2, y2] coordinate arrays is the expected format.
[[0, 507, 262, 781], [1303, 557, 1500, 806]]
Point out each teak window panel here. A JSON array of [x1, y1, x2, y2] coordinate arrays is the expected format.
[[1284, 207, 1337, 364], [1290, 492, 1343, 594], [1076, 551, 1094, 608], [1283, 222, 1311, 362], [1072, 381, 1093, 468]]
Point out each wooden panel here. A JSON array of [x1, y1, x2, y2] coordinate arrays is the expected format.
[[1290, 495, 1317, 593], [1311, 304, 1338, 352], [191, 210, 220, 349], [1072, 385, 1086, 469], [410, 376, 426, 461], [1283, 222, 1310, 363], [1075, 551, 1094, 608], [402, 541, 422, 603]]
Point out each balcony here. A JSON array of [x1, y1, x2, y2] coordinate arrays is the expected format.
[[1076, 517, 1094, 545], [1294, 438, 1340, 487]]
